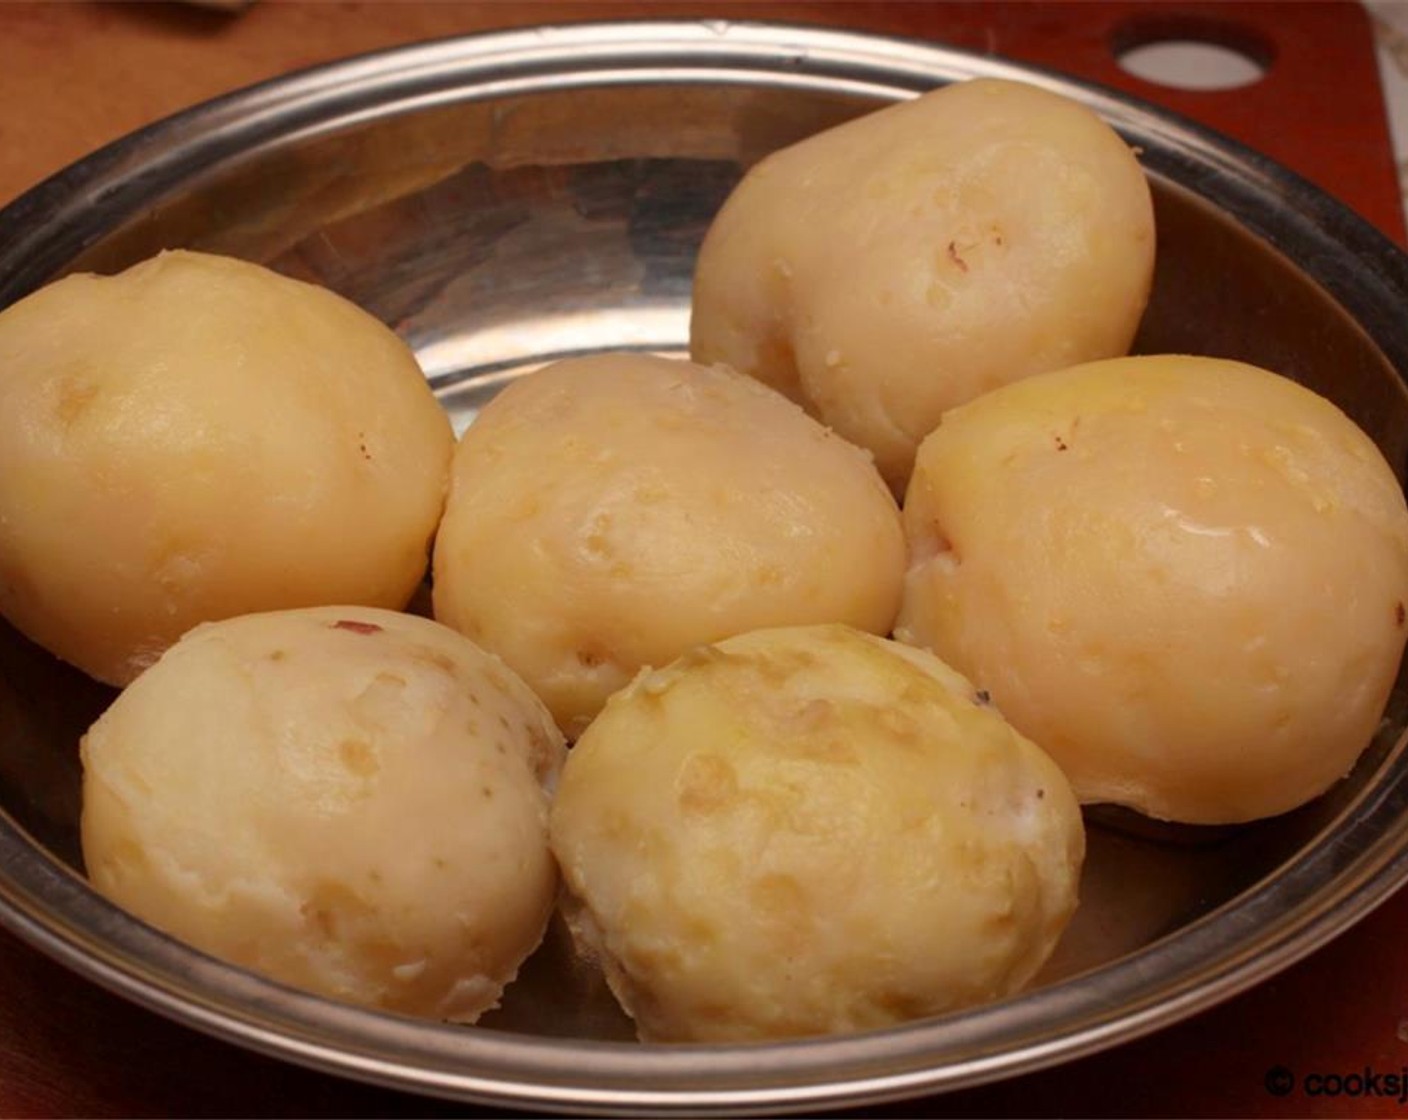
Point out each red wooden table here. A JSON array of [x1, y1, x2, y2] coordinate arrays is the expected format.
[[0, 3, 1403, 1116]]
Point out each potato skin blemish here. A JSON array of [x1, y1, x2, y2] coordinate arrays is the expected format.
[[333, 620, 383, 635]]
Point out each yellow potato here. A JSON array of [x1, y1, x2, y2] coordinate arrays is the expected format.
[[897, 355, 1408, 824], [81, 606, 565, 1022], [432, 353, 905, 737], [690, 78, 1154, 493], [549, 624, 1084, 1043], [0, 250, 453, 685]]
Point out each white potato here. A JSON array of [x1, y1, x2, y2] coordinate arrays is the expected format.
[[549, 624, 1084, 1043], [432, 353, 905, 737], [0, 250, 453, 685], [690, 77, 1154, 493], [81, 605, 565, 1022], [897, 355, 1408, 824]]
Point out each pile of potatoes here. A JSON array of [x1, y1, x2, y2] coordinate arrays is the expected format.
[[1, 77, 1406, 1043]]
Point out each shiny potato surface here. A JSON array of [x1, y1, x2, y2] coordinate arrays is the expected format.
[[549, 624, 1084, 1042], [81, 606, 565, 1022], [0, 250, 453, 684], [897, 355, 1408, 824], [432, 353, 905, 738], [690, 77, 1154, 493]]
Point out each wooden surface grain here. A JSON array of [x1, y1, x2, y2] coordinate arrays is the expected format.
[[1, 2, 1406, 1117]]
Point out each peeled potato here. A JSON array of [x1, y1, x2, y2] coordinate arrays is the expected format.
[[897, 355, 1408, 824], [81, 606, 565, 1022], [690, 77, 1154, 492], [549, 624, 1084, 1042], [432, 353, 905, 737], [0, 250, 453, 685]]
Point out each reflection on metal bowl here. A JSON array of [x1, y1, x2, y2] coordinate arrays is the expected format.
[[0, 19, 1407, 1115]]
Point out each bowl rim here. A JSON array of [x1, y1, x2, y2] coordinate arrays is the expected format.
[[2, 18, 1408, 1115]]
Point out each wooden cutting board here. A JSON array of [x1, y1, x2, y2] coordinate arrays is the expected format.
[[0, 3, 1403, 1117]]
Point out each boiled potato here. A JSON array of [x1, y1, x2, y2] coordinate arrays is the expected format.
[[0, 250, 453, 685], [897, 355, 1408, 824], [690, 78, 1154, 493], [432, 353, 905, 737], [81, 606, 565, 1022], [550, 624, 1084, 1042]]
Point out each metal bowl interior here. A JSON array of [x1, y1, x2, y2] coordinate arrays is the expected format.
[[2, 20, 1408, 1115]]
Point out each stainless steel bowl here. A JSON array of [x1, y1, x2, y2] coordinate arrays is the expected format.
[[2, 20, 1408, 1115]]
